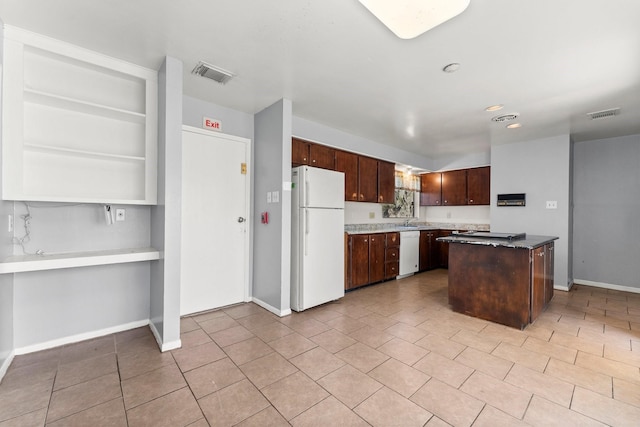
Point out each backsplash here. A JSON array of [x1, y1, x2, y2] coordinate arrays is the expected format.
[[344, 221, 490, 233]]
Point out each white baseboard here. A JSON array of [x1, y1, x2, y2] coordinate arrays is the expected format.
[[0, 350, 15, 382], [252, 297, 292, 317], [14, 319, 150, 356], [149, 321, 182, 352], [574, 279, 640, 294]]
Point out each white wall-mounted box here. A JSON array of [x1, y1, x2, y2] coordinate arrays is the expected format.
[[2, 26, 158, 205]]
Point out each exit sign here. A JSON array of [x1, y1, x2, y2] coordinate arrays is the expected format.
[[203, 117, 222, 131]]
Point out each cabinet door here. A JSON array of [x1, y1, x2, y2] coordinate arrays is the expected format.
[[419, 231, 430, 271], [349, 235, 370, 288], [544, 243, 554, 305], [531, 246, 546, 321], [369, 234, 385, 283], [438, 230, 453, 268], [358, 156, 378, 203], [467, 166, 490, 205], [420, 173, 442, 206], [335, 150, 359, 201], [377, 160, 395, 203], [420, 231, 438, 271], [309, 144, 336, 170], [292, 138, 310, 166], [441, 170, 467, 206]]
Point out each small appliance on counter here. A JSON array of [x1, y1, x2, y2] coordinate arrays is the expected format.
[[291, 166, 345, 311]]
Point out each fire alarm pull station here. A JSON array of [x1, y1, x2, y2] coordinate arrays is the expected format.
[[261, 212, 269, 224]]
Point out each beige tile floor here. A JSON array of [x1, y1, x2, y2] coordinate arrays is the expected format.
[[1, 269, 640, 426]]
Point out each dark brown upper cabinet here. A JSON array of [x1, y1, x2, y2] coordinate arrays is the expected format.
[[441, 170, 467, 206], [377, 160, 395, 204], [335, 150, 359, 201], [466, 166, 490, 205], [420, 172, 442, 206]]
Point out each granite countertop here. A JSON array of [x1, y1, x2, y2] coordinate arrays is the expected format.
[[437, 232, 558, 249], [344, 222, 490, 235]]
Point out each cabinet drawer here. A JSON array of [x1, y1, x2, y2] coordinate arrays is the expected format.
[[386, 232, 400, 247], [385, 261, 399, 279], [385, 247, 399, 262]]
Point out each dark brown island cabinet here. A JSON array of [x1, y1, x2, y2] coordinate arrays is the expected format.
[[439, 233, 558, 330]]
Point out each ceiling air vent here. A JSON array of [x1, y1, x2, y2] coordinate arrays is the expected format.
[[491, 113, 519, 122], [191, 61, 234, 84], [587, 108, 620, 120]]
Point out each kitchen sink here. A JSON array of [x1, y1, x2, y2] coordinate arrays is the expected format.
[[396, 225, 419, 230]]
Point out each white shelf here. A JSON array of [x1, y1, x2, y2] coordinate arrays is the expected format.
[[24, 88, 146, 124], [24, 143, 146, 162], [0, 247, 160, 274], [2, 26, 157, 205]]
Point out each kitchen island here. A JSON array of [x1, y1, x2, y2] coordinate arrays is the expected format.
[[438, 232, 558, 329]]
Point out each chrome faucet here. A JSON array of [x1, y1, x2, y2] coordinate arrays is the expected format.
[[404, 218, 417, 226]]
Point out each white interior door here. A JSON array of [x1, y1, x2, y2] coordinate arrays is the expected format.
[[180, 127, 250, 315]]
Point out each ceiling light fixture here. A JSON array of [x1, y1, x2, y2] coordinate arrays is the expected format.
[[506, 123, 522, 129], [485, 104, 504, 112], [358, 0, 471, 39]]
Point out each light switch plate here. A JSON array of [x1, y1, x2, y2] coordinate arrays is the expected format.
[[272, 191, 279, 203], [267, 192, 272, 203]]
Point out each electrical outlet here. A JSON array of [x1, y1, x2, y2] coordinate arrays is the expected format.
[[115, 209, 125, 221], [272, 191, 279, 203], [546, 201, 558, 209], [267, 192, 272, 203], [447, 211, 452, 219], [8, 214, 13, 232], [369, 212, 375, 219]]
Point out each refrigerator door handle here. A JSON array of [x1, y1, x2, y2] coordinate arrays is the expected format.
[[304, 209, 309, 256], [305, 181, 310, 207]]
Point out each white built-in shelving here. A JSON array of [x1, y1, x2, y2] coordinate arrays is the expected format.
[[2, 26, 158, 205], [0, 247, 160, 274]]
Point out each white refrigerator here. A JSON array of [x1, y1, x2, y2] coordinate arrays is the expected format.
[[291, 166, 345, 311]]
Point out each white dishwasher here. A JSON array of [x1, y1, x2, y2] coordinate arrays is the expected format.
[[399, 231, 420, 278]]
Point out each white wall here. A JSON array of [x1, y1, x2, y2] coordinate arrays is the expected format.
[[183, 95, 254, 140], [0, 18, 15, 378], [421, 205, 490, 226], [252, 99, 292, 315], [14, 264, 150, 350], [573, 134, 640, 291], [490, 135, 572, 289], [149, 56, 183, 350], [292, 117, 435, 171]]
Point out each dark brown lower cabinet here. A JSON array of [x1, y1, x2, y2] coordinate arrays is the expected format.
[[437, 230, 454, 268], [369, 234, 385, 284], [419, 231, 438, 271], [447, 242, 555, 329], [347, 232, 399, 290]]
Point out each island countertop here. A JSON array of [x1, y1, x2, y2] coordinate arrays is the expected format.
[[437, 232, 558, 249]]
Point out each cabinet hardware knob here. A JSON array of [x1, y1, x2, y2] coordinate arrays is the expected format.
[[470, 199, 474, 203], [312, 159, 316, 163]]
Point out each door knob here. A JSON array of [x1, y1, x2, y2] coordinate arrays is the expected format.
[[238, 217, 245, 223]]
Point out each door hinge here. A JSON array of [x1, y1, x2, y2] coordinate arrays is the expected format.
[[241, 163, 247, 174]]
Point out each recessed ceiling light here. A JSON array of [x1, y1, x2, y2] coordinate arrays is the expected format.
[[506, 123, 522, 129], [485, 104, 504, 112], [358, 0, 471, 39], [443, 63, 460, 73]]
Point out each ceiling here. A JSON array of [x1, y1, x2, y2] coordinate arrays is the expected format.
[[0, 0, 639, 160]]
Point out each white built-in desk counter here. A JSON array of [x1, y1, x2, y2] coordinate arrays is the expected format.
[[0, 248, 160, 274]]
